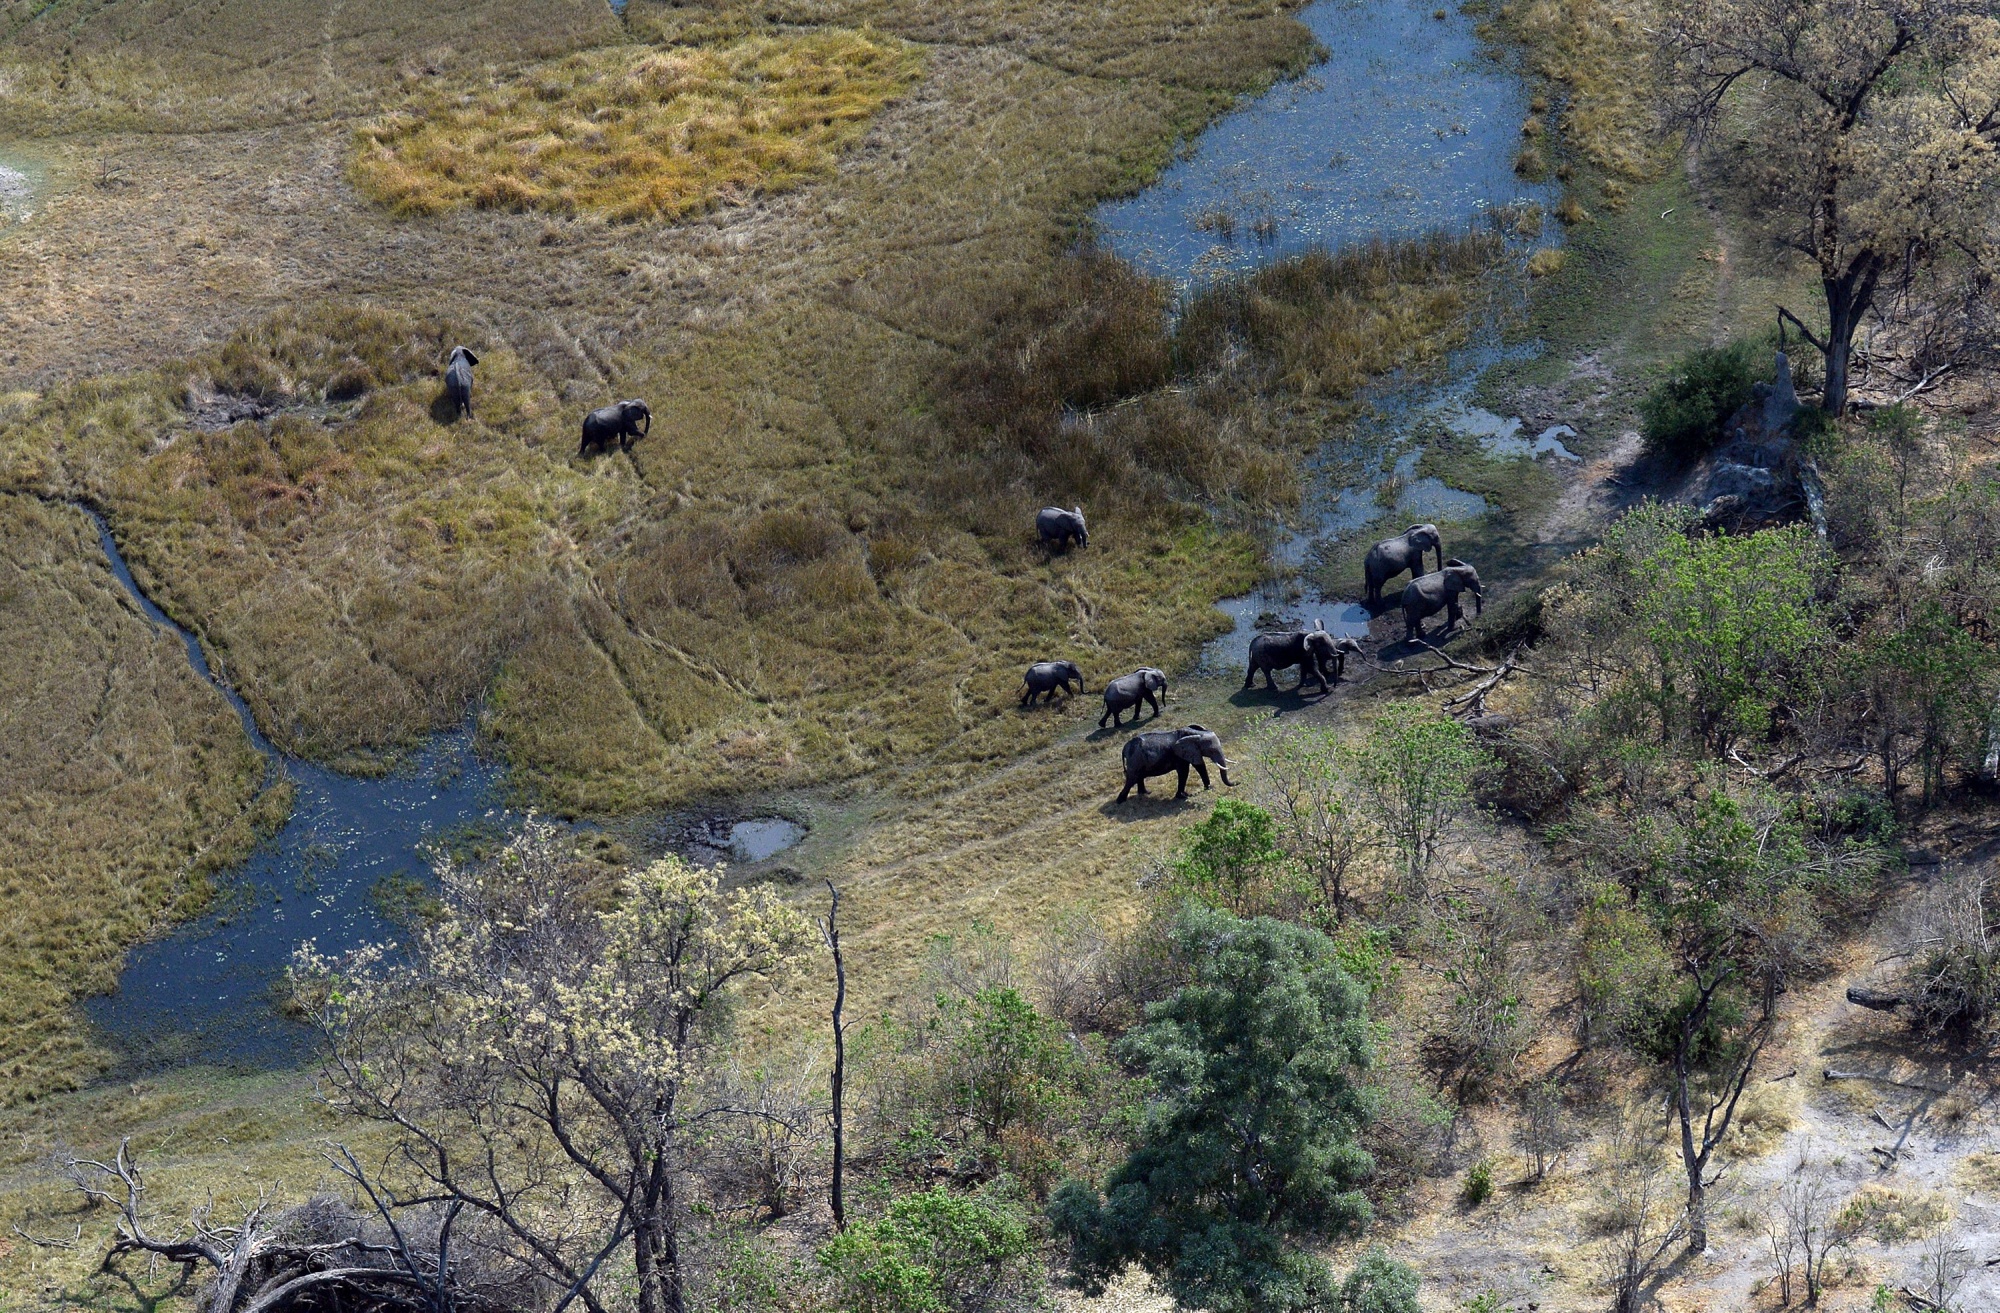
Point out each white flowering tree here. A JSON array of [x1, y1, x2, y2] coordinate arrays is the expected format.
[[294, 819, 815, 1313]]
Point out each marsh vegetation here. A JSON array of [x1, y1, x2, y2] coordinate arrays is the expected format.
[[8, 1, 2000, 1312]]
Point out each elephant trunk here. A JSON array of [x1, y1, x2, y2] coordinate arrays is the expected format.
[[640, 410, 652, 436], [1218, 764, 1234, 786], [1473, 588, 1484, 615]]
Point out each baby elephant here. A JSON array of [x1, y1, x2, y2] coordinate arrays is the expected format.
[[580, 399, 652, 456], [442, 346, 478, 420], [1037, 505, 1088, 552], [1020, 660, 1083, 706], [1100, 667, 1167, 727]]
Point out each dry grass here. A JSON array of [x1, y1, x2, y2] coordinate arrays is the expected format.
[[0, 495, 269, 1100], [351, 31, 925, 220], [1487, 0, 1668, 205]]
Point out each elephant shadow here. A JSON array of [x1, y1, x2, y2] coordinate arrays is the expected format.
[[429, 391, 464, 425], [1085, 711, 1163, 743], [1097, 792, 1198, 821], [1227, 680, 1334, 712]]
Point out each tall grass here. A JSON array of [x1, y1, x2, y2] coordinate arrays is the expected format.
[[351, 31, 925, 220]]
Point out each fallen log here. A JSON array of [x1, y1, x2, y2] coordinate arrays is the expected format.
[[1824, 1068, 1950, 1094], [1845, 985, 1910, 1013]]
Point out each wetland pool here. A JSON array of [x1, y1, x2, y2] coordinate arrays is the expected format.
[[80, 0, 1560, 1066]]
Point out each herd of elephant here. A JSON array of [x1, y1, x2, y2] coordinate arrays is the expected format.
[[1028, 510, 1484, 803], [434, 359, 1485, 805]]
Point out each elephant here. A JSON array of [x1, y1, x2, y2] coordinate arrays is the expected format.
[[1363, 523, 1443, 604], [1020, 660, 1083, 706], [1037, 506, 1088, 552], [580, 399, 652, 456], [1116, 724, 1233, 802], [442, 346, 478, 420], [1100, 667, 1167, 727], [1401, 559, 1484, 643], [1244, 620, 1344, 694], [1321, 634, 1365, 683]]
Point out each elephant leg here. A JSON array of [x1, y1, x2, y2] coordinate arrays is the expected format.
[[1117, 778, 1133, 803], [1242, 667, 1256, 691], [1147, 693, 1160, 717], [1174, 764, 1189, 799]]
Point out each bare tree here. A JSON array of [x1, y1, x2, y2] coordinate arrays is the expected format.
[[1516, 1077, 1574, 1183], [47, 1140, 517, 1313], [1597, 1114, 1690, 1313], [824, 880, 847, 1232], [1775, 1143, 1863, 1307], [293, 818, 815, 1313], [1659, 0, 2000, 414], [1912, 1218, 1970, 1312]]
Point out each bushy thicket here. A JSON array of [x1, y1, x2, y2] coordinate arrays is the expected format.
[[1637, 337, 1764, 461]]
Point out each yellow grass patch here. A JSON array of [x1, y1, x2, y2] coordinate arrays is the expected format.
[[350, 30, 926, 220]]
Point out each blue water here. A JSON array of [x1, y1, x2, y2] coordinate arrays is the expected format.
[[76, 507, 512, 1069], [1107, 0, 1558, 673], [1097, 0, 1553, 287]]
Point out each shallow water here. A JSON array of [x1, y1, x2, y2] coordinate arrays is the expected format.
[[76, 508, 512, 1070], [1096, 0, 1554, 287], [0, 158, 35, 224], [1096, 0, 1559, 674]]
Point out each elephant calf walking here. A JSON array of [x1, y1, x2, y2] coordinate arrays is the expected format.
[[580, 399, 653, 456], [1100, 667, 1166, 727], [1020, 660, 1083, 706], [1117, 725, 1233, 802]]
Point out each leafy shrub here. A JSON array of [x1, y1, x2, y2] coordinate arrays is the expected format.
[[1460, 1158, 1494, 1206], [1638, 338, 1763, 462], [818, 1189, 1040, 1313], [1338, 1249, 1421, 1313], [1165, 797, 1294, 915]]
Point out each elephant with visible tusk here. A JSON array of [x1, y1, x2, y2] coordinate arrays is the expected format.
[[1401, 559, 1483, 643], [441, 346, 478, 420], [580, 399, 652, 456], [1363, 523, 1443, 604], [1020, 660, 1084, 706], [1116, 724, 1232, 802]]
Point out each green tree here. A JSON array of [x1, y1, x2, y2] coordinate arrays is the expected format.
[[1346, 702, 1492, 894], [1254, 720, 1377, 924], [1606, 786, 1872, 1252], [1862, 601, 1995, 806], [1050, 905, 1374, 1313], [872, 984, 1101, 1193], [1637, 338, 1763, 463], [819, 1189, 1040, 1313], [1166, 797, 1292, 916], [1630, 524, 1828, 755]]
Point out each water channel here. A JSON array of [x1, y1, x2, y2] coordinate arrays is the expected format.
[[1091, 0, 1562, 666], [75, 0, 1559, 1067]]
